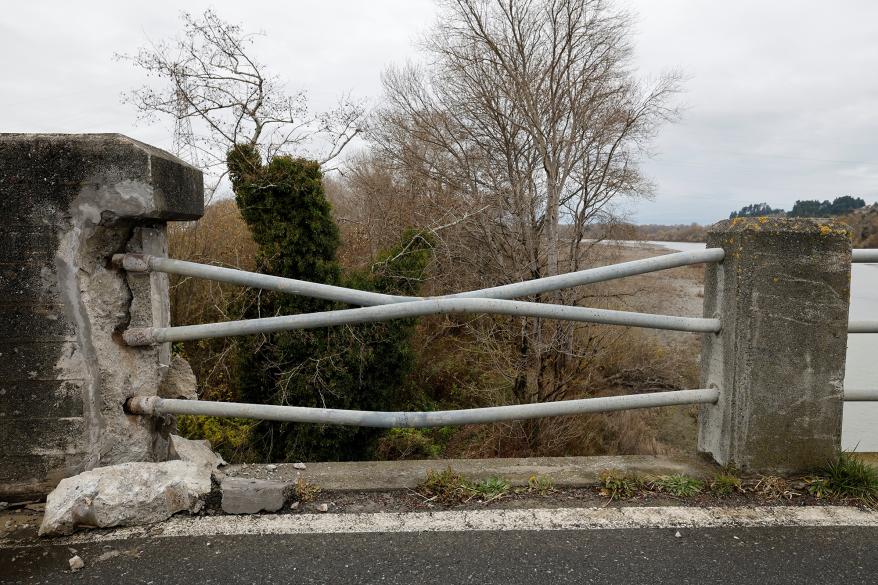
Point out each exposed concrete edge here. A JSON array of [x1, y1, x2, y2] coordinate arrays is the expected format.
[[225, 455, 718, 491], [6, 506, 877, 547]]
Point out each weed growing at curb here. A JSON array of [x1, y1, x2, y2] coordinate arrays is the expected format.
[[709, 474, 743, 496], [417, 469, 553, 506], [807, 452, 878, 504], [599, 471, 641, 501], [416, 468, 482, 506], [293, 478, 321, 503], [647, 475, 704, 497], [525, 474, 556, 495], [471, 477, 512, 500]]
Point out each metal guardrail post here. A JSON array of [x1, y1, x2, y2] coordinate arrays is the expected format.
[[697, 217, 852, 473]]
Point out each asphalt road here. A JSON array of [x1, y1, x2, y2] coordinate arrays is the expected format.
[[2, 526, 877, 584]]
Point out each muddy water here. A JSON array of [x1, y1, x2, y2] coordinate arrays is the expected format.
[[646, 241, 878, 452]]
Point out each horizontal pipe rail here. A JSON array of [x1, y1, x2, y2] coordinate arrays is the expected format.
[[113, 248, 725, 307], [852, 249, 878, 263], [123, 298, 721, 345], [844, 388, 878, 401], [126, 388, 720, 428], [848, 320, 878, 333]]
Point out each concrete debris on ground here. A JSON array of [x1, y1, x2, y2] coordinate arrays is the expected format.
[[293, 463, 306, 470], [69, 555, 84, 571], [168, 435, 226, 470], [159, 355, 198, 400], [220, 478, 290, 515], [39, 461, 211, 536]]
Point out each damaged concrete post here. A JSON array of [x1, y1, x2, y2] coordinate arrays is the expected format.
[[697, 217, 852, 473], [0, 134, 203, 499]]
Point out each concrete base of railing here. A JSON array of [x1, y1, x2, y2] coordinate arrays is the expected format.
[[698, 217, 851, 474], [220, 455, 718, 492]]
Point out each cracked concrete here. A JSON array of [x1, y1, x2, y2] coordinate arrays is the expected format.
[[0, 134, 202, 499]]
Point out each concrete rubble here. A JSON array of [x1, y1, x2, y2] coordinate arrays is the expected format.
[[39, 461, 211, 536], [168, 435, 226, 471], [159, 355, 198, 400], [69, 555, 84, 571], [220, 477, 290, 514]]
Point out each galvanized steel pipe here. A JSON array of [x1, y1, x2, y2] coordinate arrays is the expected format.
[[848, 320, 878, 333], [126, 388, 720, 428], [123, 298, 721, 345], [114, 254, 414, 307], [113, 248, 725, 306], [852, 249, 878, 263], [844, 388, 878, 401]]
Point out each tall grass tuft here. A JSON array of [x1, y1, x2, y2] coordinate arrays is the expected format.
[[809, 452, 878, 504]]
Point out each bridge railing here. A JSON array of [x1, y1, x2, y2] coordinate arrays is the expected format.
[[118, 217, 877, 474]]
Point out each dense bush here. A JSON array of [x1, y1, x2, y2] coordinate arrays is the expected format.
[[227, 145, 432, 462]]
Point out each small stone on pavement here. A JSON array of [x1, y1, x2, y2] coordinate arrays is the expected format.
[[69, 555, 84, 571]]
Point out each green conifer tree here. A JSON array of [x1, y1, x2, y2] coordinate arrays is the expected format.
[[228, 145, 432, 461]]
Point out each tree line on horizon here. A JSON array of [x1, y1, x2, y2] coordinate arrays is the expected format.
[[729, 196, 867, 219]]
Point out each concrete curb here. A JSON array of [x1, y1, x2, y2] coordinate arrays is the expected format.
[[223, 455, 717, 491]]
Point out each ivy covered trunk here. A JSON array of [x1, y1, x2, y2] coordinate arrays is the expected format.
[[227, 145, 432, 462]]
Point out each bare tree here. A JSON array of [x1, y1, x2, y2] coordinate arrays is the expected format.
[[118, 9, 365, 199], [369, 0, 682, 415]]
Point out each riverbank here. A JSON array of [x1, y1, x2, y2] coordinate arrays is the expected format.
[[594, 242, 707, 456]]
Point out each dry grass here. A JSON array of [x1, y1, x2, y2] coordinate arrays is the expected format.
[[293, 478, 322, 503]]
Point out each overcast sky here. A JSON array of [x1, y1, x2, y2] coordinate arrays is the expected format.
[[2, 0, 876, 224]]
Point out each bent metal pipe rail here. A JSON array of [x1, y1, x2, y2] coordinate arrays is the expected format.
[[114, 247, 726, 307], [126, 388, 721, 428], [123, 297, 722, 346]]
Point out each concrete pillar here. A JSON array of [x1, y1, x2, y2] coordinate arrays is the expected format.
[[698, 217, 851, 473], [0, 134, 202, 499]]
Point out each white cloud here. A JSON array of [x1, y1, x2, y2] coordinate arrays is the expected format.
[[1, 0, 874, 224]]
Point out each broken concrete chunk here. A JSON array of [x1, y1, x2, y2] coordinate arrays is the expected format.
[[168, 435, 226, 470], [159, 355, 198, 400], [220, 477, 289, 514], [39, 461, 211, 536], [292, 462, 306, 470], [69, 555, 84, 571]]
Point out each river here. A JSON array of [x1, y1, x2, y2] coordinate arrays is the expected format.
[[645, 241, 878, 452]]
